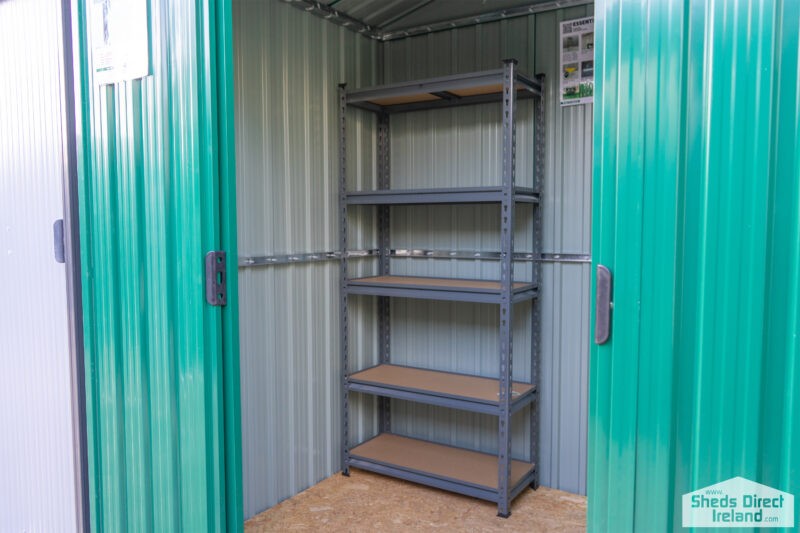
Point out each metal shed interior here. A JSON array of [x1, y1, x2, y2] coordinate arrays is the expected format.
[[233, 0, 593, 519]]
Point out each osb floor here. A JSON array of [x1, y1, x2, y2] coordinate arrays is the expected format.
[[245, 469, 587, 532]]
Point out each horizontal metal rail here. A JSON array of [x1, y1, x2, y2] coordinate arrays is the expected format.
[[344, 68, 541, 114], [347, 457, 502, 502], [346, 69, 506, 103], [538, 253, 591, 263], [239, 250, 590, 267], [349, 89, 538, 114], [238, 249, 378, 267], [345, 380, 536, 416], [345, 185, 539, 205], [347, 450, 535, 503], [345, 279, 538, 305]]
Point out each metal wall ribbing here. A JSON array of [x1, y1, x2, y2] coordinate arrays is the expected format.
[[0, 1, 78, 529], [590, 0, 800, 529], [233, 0, 379, 518], [382, 4, 593, 495], [72, 0, 241, 529], [234, 1, 593, 518]]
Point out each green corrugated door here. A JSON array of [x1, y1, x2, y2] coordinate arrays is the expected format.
[[71, 1, 242, 531], [590, 0, 800, 531]]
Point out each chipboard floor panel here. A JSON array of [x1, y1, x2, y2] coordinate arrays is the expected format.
[[244, 469, 587, 532]]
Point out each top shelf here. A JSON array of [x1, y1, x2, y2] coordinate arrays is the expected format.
[[345, 67, 541, 114]]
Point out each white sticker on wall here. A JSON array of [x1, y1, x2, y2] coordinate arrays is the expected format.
[[90, 0, 149, 85], [560, 16, 594, 106]]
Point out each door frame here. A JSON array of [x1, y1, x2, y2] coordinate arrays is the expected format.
[[61, 1, 90, 530]]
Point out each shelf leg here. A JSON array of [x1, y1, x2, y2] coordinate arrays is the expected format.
[[377, 111, 392, 435], [339, 83, 350, 477], [530, 468, 539, 490], [530, 73, 545, 493], [497, 58, 518, 519]]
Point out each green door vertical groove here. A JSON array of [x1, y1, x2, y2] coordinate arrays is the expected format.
[[71, 0, 242, 531], [213, 0, 244, 530], [591, 0, 800, 531]]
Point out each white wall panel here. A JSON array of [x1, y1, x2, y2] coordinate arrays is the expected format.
[[0, 0, 78, 529]]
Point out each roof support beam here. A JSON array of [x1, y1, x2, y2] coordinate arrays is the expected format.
[[283, 0, 594, 42]]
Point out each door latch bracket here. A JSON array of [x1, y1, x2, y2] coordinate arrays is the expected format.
[[205, 251, 227, 306]]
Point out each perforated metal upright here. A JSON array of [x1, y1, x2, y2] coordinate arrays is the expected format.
[[376, 112, 392, 434], [530, 73, 546, 492], [338, 83, 351, 476], [338, 62, 544, 518], [497, 59, 516, 517]]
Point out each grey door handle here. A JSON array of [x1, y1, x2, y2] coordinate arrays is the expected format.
[[53, 219, 65, 263], [594, 265, 612, 344]]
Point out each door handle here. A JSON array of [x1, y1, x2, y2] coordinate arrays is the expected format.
[[594, 265, 612, 344], [53, 219, 65, 263]]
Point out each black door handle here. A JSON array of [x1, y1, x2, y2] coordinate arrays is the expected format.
[[594, 265, 612, 344]]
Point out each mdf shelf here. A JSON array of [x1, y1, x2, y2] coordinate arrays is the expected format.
[[348, 434, 535, 503], [348, 364, 535, 415], [345, 68, 541, 114], [346, 275, 537, 304], [345, 186, 539, 205]]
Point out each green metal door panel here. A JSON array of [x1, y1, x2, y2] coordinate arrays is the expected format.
[[591, 0, 800, 531], [71, 1, 242, 531]]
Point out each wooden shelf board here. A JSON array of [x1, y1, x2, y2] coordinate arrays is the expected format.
[[369, 93, 442, 106], [448, 83, 504, 98], [350, 433, 534, 490], [350, 364, 533, 404], [361, 83, 529, 107]]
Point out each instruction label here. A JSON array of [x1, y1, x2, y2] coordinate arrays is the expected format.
[[560, 16, 594, 106], [90, 0, 149, 85]]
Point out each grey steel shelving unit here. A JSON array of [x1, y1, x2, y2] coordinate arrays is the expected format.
[[339, 59, 544, 518]]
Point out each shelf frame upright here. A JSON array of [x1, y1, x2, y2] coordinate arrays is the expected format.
[[497, 58, 517, 518], [338, 63, 545, 517], [339, 83, 351, 476], [376, 111, 392, 434], [530, 73, 546, 491]]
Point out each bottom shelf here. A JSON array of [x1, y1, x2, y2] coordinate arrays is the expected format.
[[348, 433, 535, 503]]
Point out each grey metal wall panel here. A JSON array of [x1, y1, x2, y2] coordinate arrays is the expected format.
[[235, 2, 593, 518], [0, 0, 78, 530], [535, 7, 592, 495], [234, 0, 379, 519], [381, 4, 593, 495]]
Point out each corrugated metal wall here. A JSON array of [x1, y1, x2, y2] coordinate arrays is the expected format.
[[234, 1, 592, 518], [590, 0, 800, 530], [72, 0, 241, 531], [233, 0, 380, 518], [0, 1, 78, 530], [382, 4, 593, 496]]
